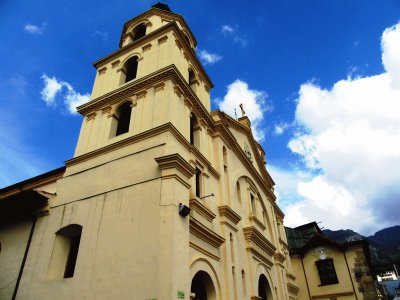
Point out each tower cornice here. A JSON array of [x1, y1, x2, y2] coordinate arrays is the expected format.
[[92, 22, 213, 89], [119, 7, 198, 48]]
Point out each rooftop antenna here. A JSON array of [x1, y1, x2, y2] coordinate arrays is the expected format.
[[239, 103, 246, 117]]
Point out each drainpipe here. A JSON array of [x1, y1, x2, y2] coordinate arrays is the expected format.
[[343, 251, 358, 300], [12, 217, 37, 300], [301, 255, 312, 300]]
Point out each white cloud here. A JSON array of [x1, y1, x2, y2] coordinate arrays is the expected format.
[[40, 75, 63, 105], [282, 22, 400, 234], [40, 74, 90, 114], [221, 24, 248, 47], [273, 122, 290, 136], [216, 79, 270, 141], [382, 23, 400, 89], [24, 23, 46, 35], [198, 49, 222, 65], [221, 25, 234, 34]]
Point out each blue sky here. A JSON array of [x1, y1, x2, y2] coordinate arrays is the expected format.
[[1, 0, 399, 235]]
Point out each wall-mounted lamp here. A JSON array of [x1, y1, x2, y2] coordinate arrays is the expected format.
[[200, 193, 214, 200], [179, 203, 191, 217]]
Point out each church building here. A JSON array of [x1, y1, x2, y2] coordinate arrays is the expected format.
[[0, 4, 298, 299]]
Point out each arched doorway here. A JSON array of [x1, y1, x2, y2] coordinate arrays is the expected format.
[[258, 274, 273, 300], [191, 271, 217, 300]]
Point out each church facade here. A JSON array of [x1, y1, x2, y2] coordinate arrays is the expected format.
[[0, 4, 298, 300]]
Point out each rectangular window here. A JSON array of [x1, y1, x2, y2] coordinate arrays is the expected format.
[[195, 168, 201, 198], [64, 234, 82, 278], [250, 194, 256, 214], [315, 258, 339, 285]]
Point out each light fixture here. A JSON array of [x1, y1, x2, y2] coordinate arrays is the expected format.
[[200, 193, 214, 200], [179, 203, 190, 217]]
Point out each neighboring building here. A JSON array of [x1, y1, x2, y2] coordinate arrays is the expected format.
[[0, 3, 298, 300], [286, 222, 378, 300]]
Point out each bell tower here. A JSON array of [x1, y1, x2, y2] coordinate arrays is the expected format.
[[73, 2, 213, 157]]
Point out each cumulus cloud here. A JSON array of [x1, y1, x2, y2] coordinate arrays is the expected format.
[[40, 74, 90, 114], [24, 23, 46, 34], [221, 24, 248, 47], [198, 49, 222, 65], [282, 22, 400, 234], [215, 80, 270, 141]]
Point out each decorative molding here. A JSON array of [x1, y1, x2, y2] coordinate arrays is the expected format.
[[189, 218, 225, 248], [189, 198, 216, 222], [243, 226, 276, 258], [175, 38, 183, 50], [86, 112, 97, 121], [158, 35, 168, 44], [249, 214, 267, 231], [286, 282, 299, 295], [311, 292, 353, 299], [136, 90, 147, 99], [274, 252, 286, 264], [142, 43, 152, 52], [218, 205, 241, 224], [98, 67, 107, 75], [155, 153, 196, 180], [279, 238, 289, 249], [111, 60, 120, 68], [153, 82, 165, 93], [286, 272, 296, 281], [174, 85, 183, 97], [189, 241, 220, 261], [101, 106, 112, 116]]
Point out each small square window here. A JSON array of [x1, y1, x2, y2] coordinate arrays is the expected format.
[[315, 258, 339, 285]]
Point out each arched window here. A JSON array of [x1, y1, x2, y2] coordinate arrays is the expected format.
[[190, 113, 200, 148], [132, 23, 146, 41], [115, 102, 132, 136], [48, 224, 82, 279], [124, 56, 139, 83]]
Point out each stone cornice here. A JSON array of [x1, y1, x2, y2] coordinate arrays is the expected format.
[[93, 22, 213, 89], [65, 123, 173, 166], [189, 218, 225, 248], [155, 153, 196, 179], [279, 238, 289, 249], [286, 282, 299, 295], [286, 272, 296, 281], [274, 252, 286, 264], [120, 7, 198, 48], [243, 226, 277, 257], [218, 205, 241, 224], [249, 214, 267, 231], [189, 198, 216, 222]]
